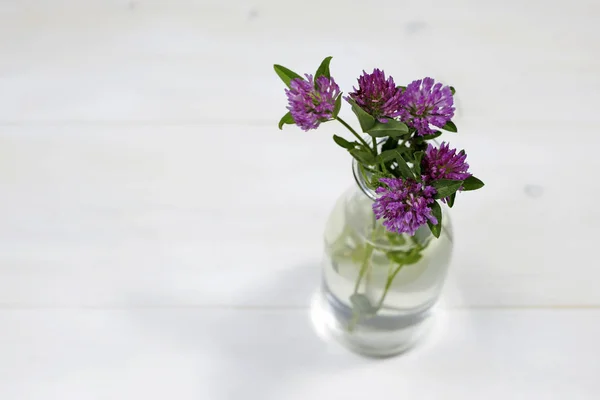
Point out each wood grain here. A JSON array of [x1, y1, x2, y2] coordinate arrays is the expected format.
[[0, 1, 599, 398]]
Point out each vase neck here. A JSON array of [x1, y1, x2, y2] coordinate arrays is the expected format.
[[352, 158, 378, 201]]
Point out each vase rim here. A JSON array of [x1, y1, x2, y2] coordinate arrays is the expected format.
[[351, 137, 442, 202]]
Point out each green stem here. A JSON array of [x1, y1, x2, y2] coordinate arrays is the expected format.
[[348, 311, 360, 332], [400, 130, 415, 147], [372, 137, 378, 157], [348, 226, 379, 332], [379, 158, 389, 174], [353, 243, 373, 294], [374, 236, 426, 310], [352, 224, 381, 294], [372, 206, 378, 231], [336, 117, 371, 152], [376, 263, 405, 309]]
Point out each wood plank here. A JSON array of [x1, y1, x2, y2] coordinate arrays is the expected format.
[[0, 0, 598, 124], [0, 125, 597, 307], [0, 308, 598, 399]]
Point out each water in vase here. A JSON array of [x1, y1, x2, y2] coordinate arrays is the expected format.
[[318, 187, 453, 356]]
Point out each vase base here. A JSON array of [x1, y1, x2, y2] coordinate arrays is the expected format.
[[311, 285, 435, 358]]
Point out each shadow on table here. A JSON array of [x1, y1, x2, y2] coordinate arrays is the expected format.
[[125, 260, 372, 400]]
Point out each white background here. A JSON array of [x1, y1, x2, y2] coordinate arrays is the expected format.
[[1, 1, 599, 399]]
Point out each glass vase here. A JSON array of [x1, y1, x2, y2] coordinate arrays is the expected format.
[[317, 158, 454, 357]]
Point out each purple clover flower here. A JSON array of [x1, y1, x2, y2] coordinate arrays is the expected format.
[[285, 74, 340, 131], [347, 69, 403, 122], [422, 142, 471, 181], [373, 177, 438, 235], [397, 77, 454, 136]]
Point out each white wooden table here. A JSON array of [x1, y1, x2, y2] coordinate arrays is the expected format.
[[1, 1, 599, 398]]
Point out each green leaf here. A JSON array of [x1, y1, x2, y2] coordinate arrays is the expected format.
[[366, 171, 388, 190], [349, 100, 376, 132], [462, 176, 485, 191], [332, 94, 342, 118], [402, 148, 415, 163], [332, 134, 354, 149], [431, 179, 463, 199], [441, 120, 458, 132], [377, 148, 406, 163], [366, 120, 409, 138], [395, 156, 414, 180], [349, 148, 376, 165], [450, 86, 456, 95], [396, 85, 406, 91], [378, 149, 414, 179], [427, 201, 442, 238], [350, 294, 376, 315], [447, 192, 456, 208], [387, 248, 422, 265], [273, 64, 302, 88], [414, 141, 428, 153], [421, 131, 442, 140], [278, 112, 295, 130], [314, 56, 333, 79], [381, 137, 399, 152], [377, 149, 396, 163], [386, 231, 406, 246], [413, 151, 424, 177]]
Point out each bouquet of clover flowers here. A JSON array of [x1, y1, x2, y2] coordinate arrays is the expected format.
[[274, 57, 484, 326]]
